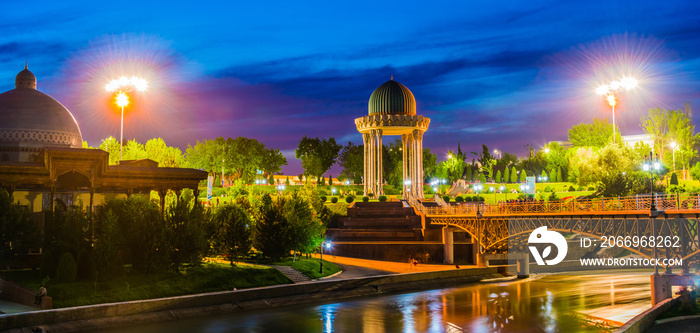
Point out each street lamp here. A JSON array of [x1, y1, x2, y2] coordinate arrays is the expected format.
[[596, 76, 638, 143], [319, 240, 331, 274], [106, 76, 148, 161], [493, 149, 501, 159], [499, 185, 507, 202], [642, 152, 661, 211], [670, 142, 679, 174]]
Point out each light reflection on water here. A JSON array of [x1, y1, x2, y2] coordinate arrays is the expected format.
[[100, 273, 651, 333]]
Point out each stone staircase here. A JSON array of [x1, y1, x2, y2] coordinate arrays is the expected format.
[[269, 265, 311, 283], [327, 202, 423, 241]]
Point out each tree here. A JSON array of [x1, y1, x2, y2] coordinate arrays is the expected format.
[[260, 147, 287, 179], [185, 139, 223, 176], [423, 148, 438, 182], [295, 136, 342, 180], [644, 108, 700, 178], [520, 170, 527, 182], [465, 167, 472, 182], [510, 166, 518, 183], [164, 198, 209, 272], [495, 170, 502, 183], [568, 118, 614, 147], [557, 168, 563, 184], [504, 167, 510, 184], [286, 176, 291, 186], [144, 138, 184, 167], [319, 176, 326, 186], [213, 204, 252, 265], [338, 142, 363, 184], [122, 139, 148, 160], [328, 175, 333, 186], [98, 136, 122, 165], [549, 169, 557, 183]]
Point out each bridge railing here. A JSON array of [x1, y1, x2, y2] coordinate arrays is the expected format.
[[414, 192, 700, 216]]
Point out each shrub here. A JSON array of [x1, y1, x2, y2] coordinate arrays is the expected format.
[[464, 196, 473, 202], [362, 196, 369, 202], [367, 192, 374, 198], [331, 197, 338, 203], [378, 195, 387, 202], [472, 196, 480, 202], [320, 195, 327, 203], [345, 196, 354, 203], [56, 252, 77, 283], [578, 186, 584, 191], [544, 186, 552, 192], [455, 196, 464, 202], [318, 190, 328, 196], [76, 248, 96, 281], [568, 185, 576, 192], [587, 186, 595, 191], [548, 191, 559, 201], [670, 173, 679, 186], [357, 190, 363, 196], [443, 195, 450, 202]]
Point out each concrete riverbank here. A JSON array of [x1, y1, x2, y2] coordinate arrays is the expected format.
[[0, 266, 505, 333]]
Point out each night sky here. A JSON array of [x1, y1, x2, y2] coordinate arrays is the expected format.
[[1, 1, 699, 175]]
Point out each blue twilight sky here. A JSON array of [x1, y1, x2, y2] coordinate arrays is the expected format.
[[1, 1, 699, 175]]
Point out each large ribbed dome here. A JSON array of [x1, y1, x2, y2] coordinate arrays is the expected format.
[[368, 80, 416, 116], [0, 67, 82, 159]]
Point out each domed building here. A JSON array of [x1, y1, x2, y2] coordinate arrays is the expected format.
[[0, 66, 206, 213], [355, 79, 430, 198], [0, 65, 82, 162]]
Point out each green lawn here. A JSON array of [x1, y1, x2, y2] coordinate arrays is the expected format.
[[272, 258, 341, 280], [1, 262, 291, 308]]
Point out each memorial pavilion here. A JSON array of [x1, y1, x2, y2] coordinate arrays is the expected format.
[[355, 78, 430, 198]]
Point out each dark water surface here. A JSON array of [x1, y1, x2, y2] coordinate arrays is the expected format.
[[99, 273, 652, 333]]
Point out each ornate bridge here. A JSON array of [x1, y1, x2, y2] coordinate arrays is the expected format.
[[409, 193, 700, 273]]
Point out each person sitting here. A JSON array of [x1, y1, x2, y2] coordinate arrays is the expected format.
[[34, 285, 47, 306]]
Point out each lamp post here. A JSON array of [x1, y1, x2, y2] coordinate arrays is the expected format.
[[115, 93, 129, 161], [499, 185, 506, 202], [319, 240, 331, 274], [596, 76, 638, 143], [473, 183, 483, 216], [670, 142, 679, 174], [643, 152, 661, 212]]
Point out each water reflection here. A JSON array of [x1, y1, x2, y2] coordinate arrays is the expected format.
[[99, 273, 651, 333]]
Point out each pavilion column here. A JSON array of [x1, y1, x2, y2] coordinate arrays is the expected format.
[[416, 131, 424, 199], [49, 185, 55, 212], [193, 188, 200, 207], [376, 129, 383, 196], [401, 134, 408, 199], [369, 130, 376, 196], [407, 133, 414, 198], [363, 133, 370, 196], [158, 189, 167, 214], [412, 129, 420, 198]]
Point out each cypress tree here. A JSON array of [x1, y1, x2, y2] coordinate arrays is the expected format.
[[540, 170, 547, 181], [504, 167, 510, 183], [479, 174, 486, 183], [496, 170, 502, 183], [320, 176, 326, 186], [670, 172, 679, 185], [328, 175, 333, 186], [466, 167, 472, 182], [549, 169, 556, 183], [557, 168, 563, 183], [520, 170, 527, 182], [286, 176, 291, 186], [510, 167, 518, 183]]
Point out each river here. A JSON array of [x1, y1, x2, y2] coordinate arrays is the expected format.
[[100, 272, 652, 333]]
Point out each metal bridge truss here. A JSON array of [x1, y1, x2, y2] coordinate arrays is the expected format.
[[429, 214, 700, 271]]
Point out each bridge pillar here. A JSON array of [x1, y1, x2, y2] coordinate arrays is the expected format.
[[516, 254, 529, 278], [651, 274, 673, 306], [443, 227, 454, 264]]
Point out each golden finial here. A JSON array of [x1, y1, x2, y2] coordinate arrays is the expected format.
[[25, 60, 28, 69], [390, 75, 393, 80]]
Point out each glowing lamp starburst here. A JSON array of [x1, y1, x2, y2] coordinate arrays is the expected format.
[[105, 76, 148, 92], [606, 94, 616, 107], [116, 92, 129, 107]]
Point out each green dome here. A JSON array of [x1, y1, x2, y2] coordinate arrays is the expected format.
[[368, 80, 416, 116]]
